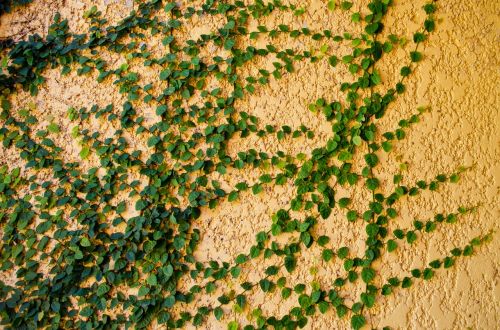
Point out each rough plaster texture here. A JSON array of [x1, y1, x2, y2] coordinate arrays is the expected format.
[[0, 0, 499, 329]]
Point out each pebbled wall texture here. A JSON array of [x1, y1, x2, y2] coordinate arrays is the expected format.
[[0, 0, 499, 329]]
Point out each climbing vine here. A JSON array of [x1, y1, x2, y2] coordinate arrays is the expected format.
[[0, 0, 493, 329]]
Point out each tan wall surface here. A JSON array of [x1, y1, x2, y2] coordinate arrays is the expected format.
[[0, 0, 499, 329]]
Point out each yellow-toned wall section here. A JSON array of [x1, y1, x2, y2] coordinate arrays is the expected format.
[[0, 0, 498, 329]]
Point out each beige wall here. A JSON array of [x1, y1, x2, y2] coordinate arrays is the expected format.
[[0, 0, 498, 329]]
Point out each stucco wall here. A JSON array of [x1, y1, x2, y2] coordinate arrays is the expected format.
[[0, 0, 498, 329]]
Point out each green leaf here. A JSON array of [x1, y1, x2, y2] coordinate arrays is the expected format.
[[338, 150, 352, 161], [235, 254, 248, 264], [47, 122, 60, 133], [252, 184, 263, 195], [228, 321, 239, 330], [361, 292, 375, 308], [366, 178, 379, 190], [327, 139, 338, 151], [282, 287, 292, 299], [336, 305, 348, 317], [387, 239, 397, 252], [156, 105, 168, 116], [337, 247, 349, 259], [259, 279, 272, 292], [147, 136, 161, 147], [158, 311, 170, 324], [138, 285, 150, 297], [298, 160, 313, 179], [410, 51, 423, 62], [364, 153, 378, 167], [214, 307, 223, 320], [352, 136, 362, 146], [159, 69, 170, 80], [301, 232, 312, 246], [164, 264, 174, 279], [165, 295, 176, 307], [328, 55, 338, 67], [80, 147, 90, 159], [423, 268, 434, 280], [401, 66, 411, 77], [164, 2, 176, 12], [352, 12, 361, 23], [322, 249, 334, 261], [285, 255, 296, 272], [382, 141, 392, 152], [116, 201, 126, 214], [319, 203, 332, 219], [228, 191, 239, 202], [80, 237, 91, 247], [173, 236, 185, 250], [298, 294, 311, 308], [265, 266, 279, 276], [366, 223, 379, 237], [443, 256, 454, 268], [406, 231, 417, 244], [351, 315, 366, 330], [236, 294, 246, 308], [365, 23, 379, 35], [224, 39, 235, 50], [361, 267, 375, 283], [146, 274, 157, 286], [346, 210, 358, 222], [277, 277, 286, 288], [36, 221, 52, 234], [340, 1, 353, 10], [318, 301, 329, 313], [192, 309, 204, 327], [317, 235, 330, 247], [402, 277, 412, 288], [338, 198, 350, 208], [343, 259, 354, 271], [80, 306, 93, 317], [97, 283, 110, 296], [371, 71, 382, 85], [135, 199, 147, 211]]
